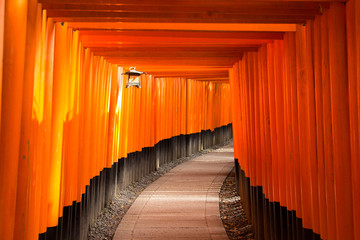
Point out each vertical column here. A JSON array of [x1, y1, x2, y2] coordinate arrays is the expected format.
[[305, 20, 320, 235], [320, 9, 336, 240], [328, 3, 354, 239], [107, 65, 119, 168], [286, 32, 302, 224], [259, 46, 273, 206], [356, 1, 360, 238], [295, 23, 314, 231], [47, 22, 68, 228], [246, 53, 256, 186], [0, 0, 28, 239], [346, 1, 360, 239], [273, 40, 286, 207], [312, 15, 328, 239], [14, 1, 41, 239], [283, 33, 297, 240], [39, 15, 55, 235], [267, 43, 279, 204], [0, 0, 4, 126], [229, 64, 241, 162], [282, 35, 292, 214]]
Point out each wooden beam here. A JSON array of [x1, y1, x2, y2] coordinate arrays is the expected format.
[[41, 2, 330, 11], [107, 57, 238, 67], [93, 51, 249, 58], [39, 0, 342, 5], [44, 7, 323, 16], [90, 46, 258, 52], [51, 16, 311, 23], [48, 11, 313, 24], [68, 22, 297, 32], [79, 35, 276, 46], [84, 43, 263, 48], [79, 30, 284, 39]]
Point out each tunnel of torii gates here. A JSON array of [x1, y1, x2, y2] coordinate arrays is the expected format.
[[0, 0, 360, 240]]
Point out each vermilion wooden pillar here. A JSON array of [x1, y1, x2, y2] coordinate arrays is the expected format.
[[312, 15, 328, 239], [0, 0, 28, 239], [319, 9, 337, 240], [266, 43, 280, 204], [346, 1, 360, 239], [229, 65, 240, 162], [47, 22, 68, 228], [0, 0, 4, 123], [295, 23, 314, 232], [14, 1, 41, 239], [107, 65, 119, 168], [328, 3, 354, 239], [258, 46, 273, 206], [356, 0, 360, 238], [38, 16, 55, 235], [273, 40, 286, 207], [305, 20, 320, 235]]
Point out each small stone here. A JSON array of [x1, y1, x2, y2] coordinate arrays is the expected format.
[[219, 168, 254, 240]]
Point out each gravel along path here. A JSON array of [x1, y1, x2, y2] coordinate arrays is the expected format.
[[219, 168, 254, 240], [88, 141, 232, 240]]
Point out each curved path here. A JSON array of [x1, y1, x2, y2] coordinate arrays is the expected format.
[[113, 144, 234, 240]]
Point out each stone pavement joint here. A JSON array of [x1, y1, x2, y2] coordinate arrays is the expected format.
[[113, 144, 234, 240]]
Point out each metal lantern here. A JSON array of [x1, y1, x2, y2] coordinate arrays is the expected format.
[[123, 66, 146, 88]]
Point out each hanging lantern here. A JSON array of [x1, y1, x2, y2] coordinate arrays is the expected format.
[[123, 66, 146, 88]]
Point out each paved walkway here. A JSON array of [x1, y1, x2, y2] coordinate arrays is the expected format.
[[114, 144, 234, 240]]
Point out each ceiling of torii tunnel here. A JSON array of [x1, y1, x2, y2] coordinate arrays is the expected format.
[[38, 0, 328, 82]]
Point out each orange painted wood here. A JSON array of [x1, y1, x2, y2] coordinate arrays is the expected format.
[[245, 53, 255, 185], [266, 43, 280, 203], [0, 0, 4, 130], [273, 40, 287, 206], [38, 16, 55, 234], [259, 46, 273, 202], [64, 29, 80, 207], [328, 3, 354, 239], [239, 60, 249, 178], [282, 33, 293, 211], [47, 22, 68, 227], [253, 52, 262, 187], [355, 0, 360, 238], [15, 2, 43, 239], [67, 22, 297, 32], [312, 15, 328, 238], [305, 20, 320, 234], [13, 0, 37, 239], [39, 0, 336, 6], [346, 1, 360, 239], [320, 9, 337, 240], [81, 48, 92, 189], [42, 3, 322, 17], [286, 32, 302, 218], [239, 55, 249, 178], [0, 0, 28, 238], [295, 24, 314, 230], [256, 48, 265, 194], [77, 44, 86, 200], [229, 65, 240, 171]]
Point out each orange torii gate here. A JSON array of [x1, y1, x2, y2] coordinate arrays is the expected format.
[[0, 0, 359, 239]]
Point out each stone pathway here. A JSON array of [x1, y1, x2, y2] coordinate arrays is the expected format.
[[114, 144, 234, 240]]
